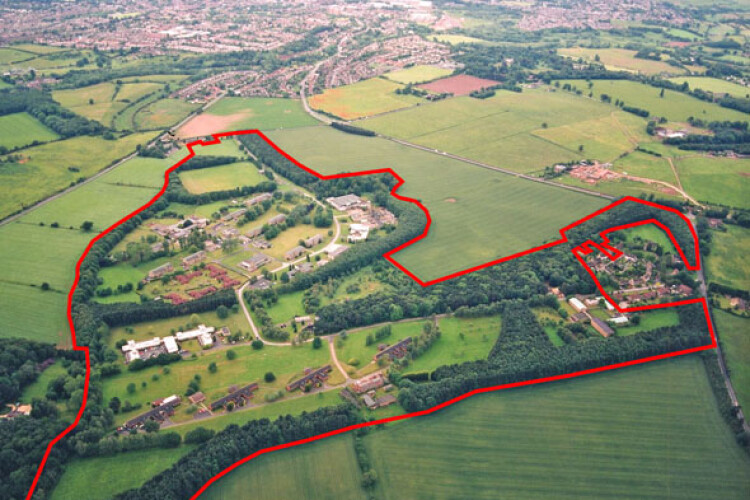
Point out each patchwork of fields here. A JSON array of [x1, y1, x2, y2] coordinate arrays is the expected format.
[[266, 125, 606, 281], [53, 81, 164, 127]]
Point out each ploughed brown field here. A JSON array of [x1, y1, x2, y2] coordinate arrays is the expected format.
[[418, 74, 500, 96]]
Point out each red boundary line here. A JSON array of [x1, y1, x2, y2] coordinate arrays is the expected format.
[[24, 130, 717, 500]]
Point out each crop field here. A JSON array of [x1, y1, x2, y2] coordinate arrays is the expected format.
[[50, 447, 196, 500], [558, 47, 684, 75], [557, 79, 749, 123], [0, 131, 157, 219], [0, 112, 60, 150], [133, 97, 200, 130], [384, 65, 453, 84], [612, 150, 678, 184], [674, 155, 749, 208], [714, 310, 750, 410], [177, 97, 316, 138], [178, 162, 265, 193], [361, 89, 642, 173], [417, 74, 501, 96], [705, 225, 750, 291], [52, 81, 162, 126], [308, 78, 421, 120], [667, 77, 750, 97], [267, 125, 606, 281], [201, 434, 366, 500]]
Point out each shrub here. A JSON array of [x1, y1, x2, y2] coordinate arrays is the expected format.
[[226, 349, 237, 360], [264, 371, 276, 383], [251, 339, 264, 350], [348, 358, 360, 367]]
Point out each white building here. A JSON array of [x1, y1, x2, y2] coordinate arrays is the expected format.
[[348, 223, 370, 243], [176, 324, 215, 347], [568, 297, 587, 313], [163, 336, 179, 354], [608, 316, 629, 326]]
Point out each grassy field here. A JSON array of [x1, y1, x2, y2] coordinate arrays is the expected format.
[[667, 77, 750, 97], [714, 310, 750, 410], [361, 89, 646, 173], [705, 225, 750, 291], [0, 131, 157, 220], [177, 97, 316, 138], [178, 162, 265, 193], [384, 65, 453, 84], [615, 309, 680, 336], [430, 34, 492, 45], [50, 447, 195, 500], [21, 362, 68, 401], [337, 320, 429, 374], [0, 112, 59, 150], [201, 434, 366, 500], [558, 79, 749, 123], [621, 223, 675, 249], [267, 125, 606, 281], [559, 47, 683, 75], [613, 150, 678, 184], [308, 78, 421, 120], [0, 47, 36, 64], [53, 81, 162, 126], [133, 97, 200, 130], [674, 155, 749, 208]]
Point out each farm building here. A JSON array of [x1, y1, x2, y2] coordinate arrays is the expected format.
[[568, 297, 587, 313], [239, 253, 272, 272], [245, 192, 273, 206], [348, 223, 370, 243], [285, 245, 306, 261], [326, 194, 366, 211], [590, 317, 614, 337], [210, 383, 258, 411], [375, 338, 412, 361], [148, 262, 174, 280], [182, 250, 206, 268], [286, 365, 332, 392], [351, 373, 386, 394], [608, 316, 629, 326], [304, 234, 323, 248]]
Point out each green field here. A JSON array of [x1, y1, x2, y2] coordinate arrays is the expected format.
[[667, 77, 750, 97], [714, 310, 750, 410], [178, 162, 265, 193], [705, 225, 750, 291], [201, 357, 750, 499], [621, 223, 675, 249], [0, 47, 35, 64], [267, 125, 606, 281], [0, 131, 157, 220], [0, 112, 59, 150], [50, 447, 195, 500], [308, 78, 421, 120], [613, 150, 678, 184], [558, 79, 749, 123], [384, 65, 453, 84], [21, 362, 68, 401], [201, 434, 367, 500], [675, 156, 749, 208], [177, 97, 317, 138], [53, 81, 162, 126], [559, 47, 683, 75], [361, 88, 646, 173], [430, 34, 492, 45], [133, 97, 200, 130]]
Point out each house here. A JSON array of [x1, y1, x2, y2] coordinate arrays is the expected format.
[[348, 223, 370, 243], [304, 234, 323, 248], [675, 284, 693, 296], [285, 245, 306, 261], [148, 262, 174, 280], [123, 396, 181, 430], [188, 392, 205, 405], [204, 240, 221, 252], [326, 244, 348, 260], [568, 297, 587, 313], [362, 394, 377, 409], [326, 194, 366, 211], [1, 403, 32, 419], [590, 317, 614, 338], [351, 373, 386, 394], [375, 394, 397, 408], [218, 326, 231, 337], [239, 253, 272, 272], [374, 338, 412, 361], [182, 250, 206, 268], [286, 365, 332, 392], [245, 192, 273, 206], [210, 383, 258, 411], [268, 214, 286, 226]]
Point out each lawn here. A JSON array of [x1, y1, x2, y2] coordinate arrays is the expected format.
[[705, 225, 750, 291], [667, 77, 750, 97], [714, 310, 750, 410], [50, 447, 195, 500], [177, 97, 316, 138], [559, 47, 684, 75], [615, 309, 680, 336], [0, 112, 59, 150], [267, 125, 606, 282], [0, 131, 157, 220], [557, 79, 749, 123], [675, 155, 749, 208], [308, 78, 422, 120], [384, 65, 453, 84], [201, 434, 366, 500], [265, 290, 307, 325], [337, 319, 429, 374], [178, 162, 266, 193]]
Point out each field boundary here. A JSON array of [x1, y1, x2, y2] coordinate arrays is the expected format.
[[25, 130, 718, 500]]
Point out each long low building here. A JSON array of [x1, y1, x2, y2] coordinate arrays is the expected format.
[[374, 337, 412, 361], [210, 383, 259, 411], [123, 395, 181, 430], [175, 324, 214, 347], [286, 365, 332, 392]]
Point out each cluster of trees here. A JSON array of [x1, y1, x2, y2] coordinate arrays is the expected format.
[[0, 338, 58, 407], [114, 404, 362, 499], [397, 301, 710, 412], [664, 121, 750, 154], [74, 430, 182, 458], [330, 121, 376, 137]]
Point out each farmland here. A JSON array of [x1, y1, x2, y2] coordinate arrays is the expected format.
[[266, 125, 606, 281], [666, 77, 750, 97], [0, 112, 59, 150], [178, 162, 266, 193], [201, 434, 366, 500], [714, 310, 750, 410], [557, 79, 749, 123], [384, 65, 453, 84], [308, 78, 421, 120], [177, 97, 317, 138], [612, 150, 679, 184], [132, 97, 200, 131], [198, 357, 750, 500], [53, 81, 164, 126], [558, 48, 684, 75], [417, 74, 500, 96], [705, 225, 750, 291], [674, 156, 750, 208]]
